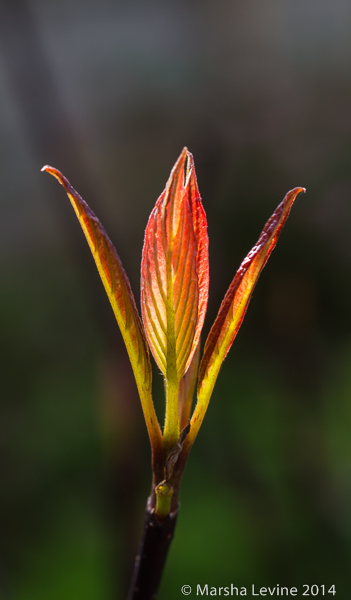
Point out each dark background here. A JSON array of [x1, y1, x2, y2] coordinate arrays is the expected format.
[[1, 1, 351, 598]]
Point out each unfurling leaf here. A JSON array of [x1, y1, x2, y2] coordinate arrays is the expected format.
[[141, 148, 209, 446], [42, 166, 162, 449], [141, 148, 208, 380], [187, 186, 305, 446], [184, 155, 209, 372]]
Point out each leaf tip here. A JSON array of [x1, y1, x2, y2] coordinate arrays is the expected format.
[[41, 165, 70, 192], [41, 165, 60, 178], [289, 186, 306, 199], [179, 147, 190, 165]]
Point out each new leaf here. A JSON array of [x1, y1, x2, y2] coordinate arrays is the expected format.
[[42, 166, 162, 451], [140, 148, 209, 447], [186, 186, 305, 447]]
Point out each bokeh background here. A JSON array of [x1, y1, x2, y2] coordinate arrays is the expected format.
[[1, 0, 351, 598]]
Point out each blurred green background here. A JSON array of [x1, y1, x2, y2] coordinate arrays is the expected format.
[[1, 0, 351, 598]]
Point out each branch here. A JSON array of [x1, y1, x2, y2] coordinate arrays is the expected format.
[[127, 505, 178, 600]]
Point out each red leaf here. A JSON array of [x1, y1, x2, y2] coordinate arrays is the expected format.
[[184, 154, 209, 372], [187, 186, 305, 447], [141, 148, 209, 380]]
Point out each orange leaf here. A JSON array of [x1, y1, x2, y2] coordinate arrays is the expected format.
[[184, 154, 209, 372], [42, 166, 162, 450], [141, 148, 209, 380], [141, 148, 209, 447], [187, 186, 305, 447]]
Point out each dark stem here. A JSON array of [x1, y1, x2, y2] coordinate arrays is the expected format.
[[127, 504, 178, 600]]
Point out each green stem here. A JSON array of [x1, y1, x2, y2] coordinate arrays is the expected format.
[[155, 482, 174, 519], [163, 376, 180, 452]]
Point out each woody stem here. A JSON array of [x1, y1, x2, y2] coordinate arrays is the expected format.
[[127, 504, 178, 600]]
